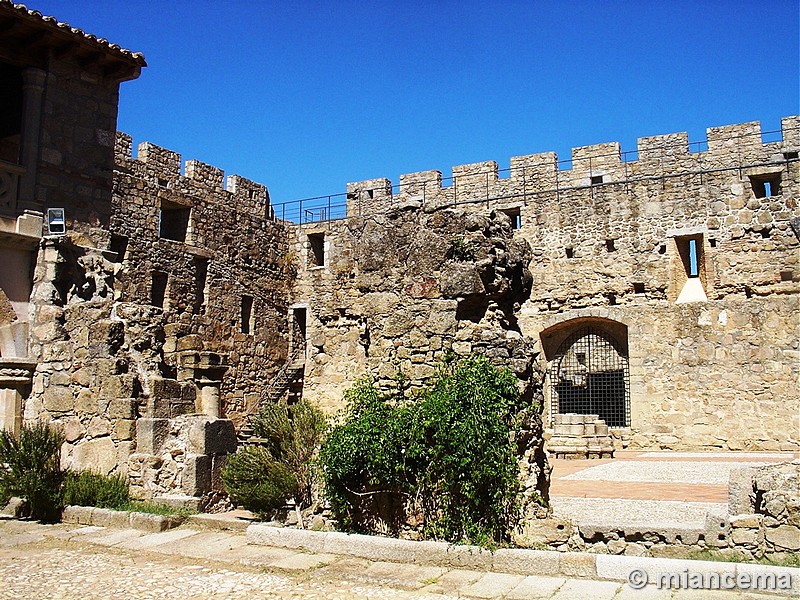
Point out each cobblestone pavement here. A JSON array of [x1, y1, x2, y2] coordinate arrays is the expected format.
[[0, 520, 795, 599]]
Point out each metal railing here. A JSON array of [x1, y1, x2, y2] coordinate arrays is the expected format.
[[268, 126, 796, 226]]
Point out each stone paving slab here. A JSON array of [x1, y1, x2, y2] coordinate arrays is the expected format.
[[462, 572, 526, 598], [79, 527, 144, 547], [153, 530, 250, 559], [0, 520, 797, 598], [561, 460, 775, 485], [551, 497, 726, 529], [551, 578, 621, 600], [268, 551, 338, 571], [115, 527, 201, 550], [505, 575, 566, 599]]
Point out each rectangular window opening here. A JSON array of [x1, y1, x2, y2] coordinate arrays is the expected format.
[[110, 234, 128, 263], [151, 271, 168, 308], [606, 239, 616, 252], [784, 151, 799, 160], [241, 295, 254, 334], [633, 282, 645, 294], [565, 247, 574, 259], [780, 270, 793, 282], [590, 175, 604, 185], [501, 207, 521, 230], [307, 232, 325, 267], [159, 200, 191, 242], [749, 174, 781, 199]]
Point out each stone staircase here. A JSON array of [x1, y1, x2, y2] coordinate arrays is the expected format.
[[238, 345, 305, 444]]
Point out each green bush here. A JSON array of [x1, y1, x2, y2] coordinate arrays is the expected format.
[[250, 399, 327, 506], [63, 471, 130, 510], [221, 446, 297, 518], [0, 422, 65, 522], [320, 355, 525, 545]]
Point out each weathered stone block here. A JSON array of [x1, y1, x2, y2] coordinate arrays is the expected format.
[[182, 454, 212, 496], [113, 419, 135, 440], [187, 418, 237, 455], [72, 437, 117, 474], [107, 398, 135, 419], [765, 525, 800, 550], [135, 418, 169, 455], [43, 386, 74, 412]]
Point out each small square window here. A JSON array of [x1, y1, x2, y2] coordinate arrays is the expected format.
[[749, 174, 781, 199], [633, 282, 645, 294], [159, 200, 190, 242], [606, 239, 616, 252]]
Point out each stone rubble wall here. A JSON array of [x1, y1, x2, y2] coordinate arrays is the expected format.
[[111, 134, 291, 426], [290, 208, 550, 514]]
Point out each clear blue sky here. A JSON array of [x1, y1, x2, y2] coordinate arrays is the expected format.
[[30, 1, 800, 205]]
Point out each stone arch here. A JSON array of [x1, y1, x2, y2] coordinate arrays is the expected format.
[[540, 317, 630, 428]]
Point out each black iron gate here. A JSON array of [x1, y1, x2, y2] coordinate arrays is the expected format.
[[549, 326, 630, 427]]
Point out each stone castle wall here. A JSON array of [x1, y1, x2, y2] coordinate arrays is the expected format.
[[303, 116, 800, 452]]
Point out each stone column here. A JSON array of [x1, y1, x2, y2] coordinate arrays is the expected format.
[[19, 68, 47, 211], [198, 378, 221, 418]]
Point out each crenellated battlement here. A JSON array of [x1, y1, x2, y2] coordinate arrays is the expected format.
[[344, 116, 800, 217], [114, 132, 272, 218]]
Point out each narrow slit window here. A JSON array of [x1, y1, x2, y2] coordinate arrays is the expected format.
[[308, 232, 325, 267], [241, 295, 254, 334], [688, 239, 699, 277], [110, 234, 128, 263], [193, 257, 209, 314], [565, 247, 574, 258], [151, 271, 168, 308]]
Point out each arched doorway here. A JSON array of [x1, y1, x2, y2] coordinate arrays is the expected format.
[[547, 324, 630, 427]]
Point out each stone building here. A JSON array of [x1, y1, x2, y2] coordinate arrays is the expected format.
[[0, 1, 797, 507]]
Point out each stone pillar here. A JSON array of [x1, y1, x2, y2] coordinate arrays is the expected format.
[[19, 68, 47, 211], [198, 378, 221, 418], [0, 359, 36, 438]]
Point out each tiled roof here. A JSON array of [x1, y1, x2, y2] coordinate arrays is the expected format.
[[0, 1, 146, 67]]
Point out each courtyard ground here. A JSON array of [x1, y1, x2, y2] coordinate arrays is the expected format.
[[549, 450, 798, 530], [0, 450, 797, 599]]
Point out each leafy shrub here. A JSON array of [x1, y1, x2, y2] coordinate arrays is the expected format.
[[320, 355, 525, 545], [447, 236, 477, 261], [319, 379, 417, 531], [250, 399, 327, 506], [0, 422, 65, 522], [221, 446, 297, 518], [63, 471, 129, 510]]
